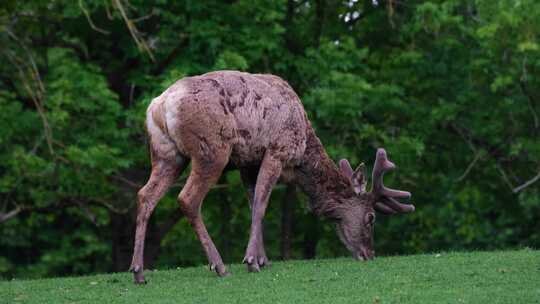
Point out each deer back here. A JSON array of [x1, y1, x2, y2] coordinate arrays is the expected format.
[[147, 71, 308, 167]]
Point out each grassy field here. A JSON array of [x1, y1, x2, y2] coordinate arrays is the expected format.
[[1, 249, 539, 304]]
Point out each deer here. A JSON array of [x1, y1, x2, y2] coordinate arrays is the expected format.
[[129, 70, 414, 284]]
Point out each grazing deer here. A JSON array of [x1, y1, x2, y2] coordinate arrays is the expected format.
[[129, 70, 414, 283]]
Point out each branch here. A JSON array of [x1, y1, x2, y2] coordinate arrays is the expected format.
[[89, 197, 133, 214], [449, 123, 519, 189], [293, 0, 309, 10], [79, 0, 111, 35], [111, 174, 143, 189], [450, 124, 483, 183], [75, 200, 98, 224], [156, 209, 183, 241], [513, 171, 540, 193], [3, 29, 53, 155], [0, 198, 116, 224], [56, 41, 90, 60], [151, 34, 189, 76], [3, 49, 54, 155], [0, 207, 21, 223], [495, 164, 515, 191], [0, 201, 72, 224], [456, 150, 483, 182], [4, 29, 45, 95], [519, 79, 539, 130], [112, 0, 155, 61], [104, 0, 114, 20], [132, 11, 156, 23]]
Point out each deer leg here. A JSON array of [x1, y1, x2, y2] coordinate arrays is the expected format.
[[130, 156, 186, 284], [254, 220, 271, 268], [243, 154, 282, 272], [179, 155, 230, 277], [240, 168, 271, 268]]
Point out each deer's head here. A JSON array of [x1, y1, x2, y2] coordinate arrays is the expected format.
[[335, 148, 414, 261]]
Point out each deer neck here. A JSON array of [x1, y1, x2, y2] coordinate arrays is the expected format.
[[295, 127, 355, 218]]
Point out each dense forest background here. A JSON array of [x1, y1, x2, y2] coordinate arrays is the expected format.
[[0, 0, 538, 279]]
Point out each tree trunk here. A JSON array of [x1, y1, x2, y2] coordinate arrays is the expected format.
[[219, 179, 232, 262], [280, 184, 296, 260], [302, 212, 320, 259], [110, 211, 135, 272], [314, 0, 326, 47], [110, 207, 183, 272]]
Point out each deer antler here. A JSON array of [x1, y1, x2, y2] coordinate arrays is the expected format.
[[371, 148, 415, 214]]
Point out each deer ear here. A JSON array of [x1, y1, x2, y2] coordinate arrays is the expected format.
[[351, 163, 367, 194], [339, 159, 354, 180]]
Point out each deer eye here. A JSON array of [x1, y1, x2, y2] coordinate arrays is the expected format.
[[365, 212, 375, 226]]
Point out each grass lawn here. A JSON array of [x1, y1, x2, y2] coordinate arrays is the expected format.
[[1, 249, 539, 303]]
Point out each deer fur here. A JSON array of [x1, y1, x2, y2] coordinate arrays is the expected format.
[[129, 70, 414, 283]]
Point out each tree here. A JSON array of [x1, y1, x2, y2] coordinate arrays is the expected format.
[[0, 0, 538, 279]]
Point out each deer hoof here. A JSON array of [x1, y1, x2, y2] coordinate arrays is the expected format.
[[242, 256, 254, 264], [132, 270, 147, 284], [210, 263, 230, 277], [244, 256, 260, 272], [243, 253, 270, 272], [247, 262, 261, 273], [129, 264, 147, 284], [258, 256, 272, 268], [217, 269, 231, 277]]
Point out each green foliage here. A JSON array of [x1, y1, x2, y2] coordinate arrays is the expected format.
[[0, 0, 539, 279]]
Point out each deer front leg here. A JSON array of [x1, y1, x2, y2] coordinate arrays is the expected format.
[[179, 156, 230, 277], [240, 169, 271, 268], [243, 153, 282, 272]]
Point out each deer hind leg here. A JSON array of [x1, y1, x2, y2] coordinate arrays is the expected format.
[[243, 153, 283, 272], [179, 151, 230, 277], [240, 168, 271, 269], [130, 152, 187, 284]]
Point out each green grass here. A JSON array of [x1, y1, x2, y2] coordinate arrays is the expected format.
[[1, 250, 539, 304]]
